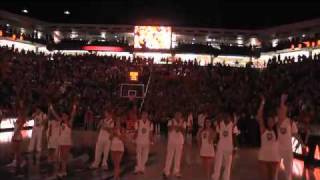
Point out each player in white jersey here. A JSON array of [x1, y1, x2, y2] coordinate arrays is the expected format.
[[28, 107, 47, 153], [256, 96, 281, 180], [49, 102, 77, 178], [212, 112, 237, 180], [90, 110, 114, 170], [47, 112, 60, 163], [198, 117, 216, 180], [276, 94, 298, 180], [134, 111, 154, 174], [163, 112, 187, 179], [111, 120, 126, 180]]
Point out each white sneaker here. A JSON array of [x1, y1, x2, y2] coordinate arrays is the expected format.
[[20, 160, 26, 167], [174, 173, 182, 178], [90, 164, 98, 169], [134, 170, 140, 174], [6, 160, 16, 167], [57, 172, 67, 177]]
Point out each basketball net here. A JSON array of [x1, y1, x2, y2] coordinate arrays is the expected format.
[[128, 94, 136, 101]]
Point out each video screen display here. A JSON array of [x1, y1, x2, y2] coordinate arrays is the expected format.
[[134, 26, 172, 49]]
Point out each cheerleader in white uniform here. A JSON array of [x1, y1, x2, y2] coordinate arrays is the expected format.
[[91, 110, 114, 170], [49, 102, 77, 178], [10, 100, 27, 171], [198, 112, 207, 131], [198, 118, 216, 180], [11, 108, 27, 170], [28, 107, 47, 153], [47, 112, 60, 163], [277, 94, 298, 180], [134, 111, 154, 174], [256, 96, 280, 180], [163, 112, 186, 178], [212, 113, 237, 180], [111, 120, 126, 180]]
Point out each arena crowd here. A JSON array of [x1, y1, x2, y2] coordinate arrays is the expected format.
[[0, 45, 320, 179]]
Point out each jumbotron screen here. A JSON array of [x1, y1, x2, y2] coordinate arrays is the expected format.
[[134, 26, 172, 49]]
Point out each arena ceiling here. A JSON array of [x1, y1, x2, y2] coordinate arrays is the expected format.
[[1, 0, 320, 30]]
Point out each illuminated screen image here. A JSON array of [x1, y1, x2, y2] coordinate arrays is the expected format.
[[134, 26, 172, 49]]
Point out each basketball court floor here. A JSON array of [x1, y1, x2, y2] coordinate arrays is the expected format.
[[0, 130, 319, 180]]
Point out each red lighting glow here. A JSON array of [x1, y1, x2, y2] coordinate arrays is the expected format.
[[315, 145, 320, 160], [82, 46, 125, 52]]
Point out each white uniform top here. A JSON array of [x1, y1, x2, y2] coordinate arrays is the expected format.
[[33, 112, 47, 128], [168, 119, 187, 145], [58, 122, 72, 146], [278, 118, 298, 151], [47, 120, 60, 148], [198, 114, 205, 128], [187, 114, 193, 128], [111, 129, 124, 152], [258, 130, 280, 162], [47, 120, 60, 139], [200, 129, 215, 157], [98, 118, 114, 141], [216, 121, 235, 153], [135, 119, 154, 145], [12, 122, 23, 141]]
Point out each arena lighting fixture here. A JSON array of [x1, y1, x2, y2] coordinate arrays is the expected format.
[[22, 9, 28, 14], [37, 31, 42, 39], [6, 24, 10, 27], [70, 31, 78, 39], [53, 30, 62, 44], [20, 28, 25, 34], [82, 45, 125, 52], [64, 10, 70, 15], [272, 39, 279, 47], [237, 38, 243, 45], [0, 118, 34, 129], [302, 34, 306, 38], [101, 32, 106, 39], [250, 37, 258, 46]]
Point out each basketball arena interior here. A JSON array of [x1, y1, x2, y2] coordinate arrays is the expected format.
[[0, 1, 320, 180]]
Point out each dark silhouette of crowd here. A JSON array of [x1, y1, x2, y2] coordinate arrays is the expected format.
[[1, 46, 320, 137]]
